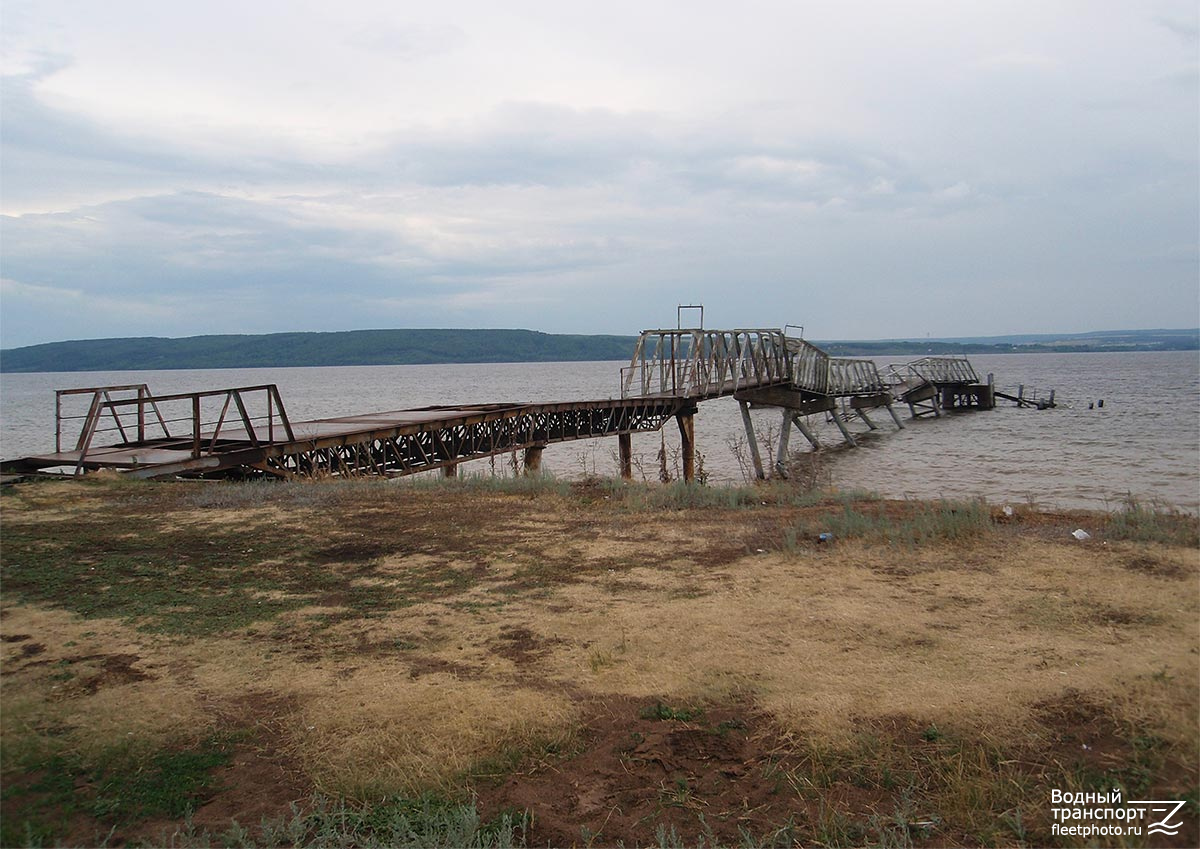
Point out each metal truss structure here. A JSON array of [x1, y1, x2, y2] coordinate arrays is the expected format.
[[258, 399, 683, 479], [620, 328, 791, 399]]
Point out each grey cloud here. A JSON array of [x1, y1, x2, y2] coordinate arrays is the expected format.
[[1155, 14, 1200, 43]]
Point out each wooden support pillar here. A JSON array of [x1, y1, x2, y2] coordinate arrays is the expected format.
[[523, 444, 545, 475], [857, 407, 878, 430], [738, 400, 765, 481], [442, 463, 458, 478], [886, 402, 905, 429], [985, 373, 996, 410], [618, 432, 633, 480], [676, 411, 695, 483]]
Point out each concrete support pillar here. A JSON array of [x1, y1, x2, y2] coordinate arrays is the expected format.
[[738, 400, 765, 480], [523, 444, 545, 475], [618, 432, 633, 480]]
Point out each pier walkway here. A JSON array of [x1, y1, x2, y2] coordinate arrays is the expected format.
[[1, 323, 1023, 483]]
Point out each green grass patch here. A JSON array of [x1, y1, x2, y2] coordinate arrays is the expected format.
[[1, 734, 239, 846], [0, 489, 490, 635], [639, 702, 703, 722]]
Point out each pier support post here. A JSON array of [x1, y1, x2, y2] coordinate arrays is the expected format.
[[830, 410, 857, 447], [857, 408, 878, 430], [676, 409, 696, 483], [738, 400, 765, 481], [775, 410, 792, 478], [442, 463, 458, 478], [885, 402, 905, 429], [792, 414, 820, 450], [618, 433, 633, 480], [523, 444, 545, 475]]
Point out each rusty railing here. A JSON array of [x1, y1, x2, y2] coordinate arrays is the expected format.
[[59, 384, 294, 475]]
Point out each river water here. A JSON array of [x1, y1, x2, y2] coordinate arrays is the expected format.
[[1, 351, 1196, 513]]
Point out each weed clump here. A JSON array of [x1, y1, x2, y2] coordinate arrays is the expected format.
[[639, 702, 703, 722], [788, 498, 992, 548], [1106, 496, 1199, 546]]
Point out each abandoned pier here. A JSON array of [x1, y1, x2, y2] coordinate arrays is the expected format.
[[2, 322, 1051, 483]]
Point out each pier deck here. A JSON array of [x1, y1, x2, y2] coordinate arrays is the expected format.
[[3, 397, 688, 481]]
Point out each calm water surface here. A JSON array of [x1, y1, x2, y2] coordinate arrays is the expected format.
[[2, 351, 1196, 513]]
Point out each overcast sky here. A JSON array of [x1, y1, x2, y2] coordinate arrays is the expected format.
[[1, 0, 1196, 348]]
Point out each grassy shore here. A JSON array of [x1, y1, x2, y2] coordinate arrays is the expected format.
[[1, 475, 1196, 848]]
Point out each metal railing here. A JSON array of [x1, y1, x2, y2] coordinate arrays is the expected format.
[[788, 339, 829, 394], [56, 385, 167, 453], [827, 358, 888, 395], [58, 384, 294, 475], [620, 328, 790, 399], [786, 340, 888, 397], [888, 357, 978, 386]]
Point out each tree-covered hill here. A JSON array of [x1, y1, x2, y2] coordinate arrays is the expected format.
[[0, 329, 640, 373], [1, 327, 1194, 373]]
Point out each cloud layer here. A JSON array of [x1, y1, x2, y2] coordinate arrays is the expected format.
[[2, 0, 1197, 347]]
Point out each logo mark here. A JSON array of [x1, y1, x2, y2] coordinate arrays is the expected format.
[[1128, 800, 1187, 836]]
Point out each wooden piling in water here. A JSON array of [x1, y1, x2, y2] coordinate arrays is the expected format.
[[618, 433, 632, 480], [676, 410, 696, 483]]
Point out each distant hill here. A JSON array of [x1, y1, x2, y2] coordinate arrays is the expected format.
[[0, 329, 639, 373], [818, 328, 1199, 357], [1, 327, 1195, 373]]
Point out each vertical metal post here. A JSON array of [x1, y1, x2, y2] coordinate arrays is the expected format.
[[192, 395, 202, 459], [55, 391, 63, 453], [137, 386, 146, 442]]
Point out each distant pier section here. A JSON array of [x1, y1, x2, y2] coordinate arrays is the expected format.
[[2, 319, 1051, 483]]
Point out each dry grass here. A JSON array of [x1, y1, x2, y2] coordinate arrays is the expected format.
[[1, 476, 1196, 846]]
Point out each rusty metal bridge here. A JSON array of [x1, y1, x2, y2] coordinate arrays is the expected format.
[[2, 319, 1001, 483]]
